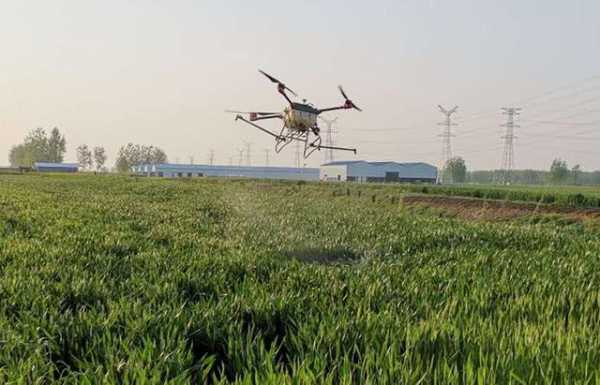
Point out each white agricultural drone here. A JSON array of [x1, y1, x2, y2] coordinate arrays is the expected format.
[[227, 70, 361, 159]]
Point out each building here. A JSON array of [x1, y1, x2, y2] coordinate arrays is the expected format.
[[33, 162, 79, 173], [132, 163, 320, 181], [320, 160, 437, 183]]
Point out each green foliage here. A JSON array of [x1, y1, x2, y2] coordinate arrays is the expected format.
[[444, 157, 467, 183], [571, 164, 582, 185], [76, 144, 93, 170], [92, 146, 107, 171], [47, 127, 67, 163], [8, 127, 66, 167], [397, 183, 600, 208], [550, 158, 570, 184], [115, 143, 169, 173], [1, 174, 600, 383], [469, 169, 600, 186]]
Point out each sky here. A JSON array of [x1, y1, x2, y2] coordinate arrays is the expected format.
[[1, 0, 599, 170]]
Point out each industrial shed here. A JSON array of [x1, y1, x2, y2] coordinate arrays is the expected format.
[[320, 160, 437, 183], [33, 162, 79, 173], [132, 163, 319, 181]]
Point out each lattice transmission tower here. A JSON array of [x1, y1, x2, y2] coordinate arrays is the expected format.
[[318, 116, 338, 164], [437, 105, 458, 184], [499, 107, 521, 185]]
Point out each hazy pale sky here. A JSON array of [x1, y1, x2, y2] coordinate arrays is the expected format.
[[1, 0, 599, 170]]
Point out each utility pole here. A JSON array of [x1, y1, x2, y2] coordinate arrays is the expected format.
[[294, 141, 301, 168], [437, 105, 458, 184], [318, 116, 338, 163], [229, 156, 233, 166], [208, 149, 215, 166], [264, 149, 270, 167], [237, 149, 244, 167], [243, 141, 252, 166], [500, 107, 521, 185]]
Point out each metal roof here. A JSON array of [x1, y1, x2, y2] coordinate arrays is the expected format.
[[34, 162, 79, 168], [321, 160, 434, 168], [321, 160, 366, 166], [135, 163, 319, 173]]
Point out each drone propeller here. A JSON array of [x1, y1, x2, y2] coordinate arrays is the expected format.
[[259, 69, 298, 96], [338, 85, 362, 111]]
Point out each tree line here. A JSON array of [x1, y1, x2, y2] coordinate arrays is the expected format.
[[444, 156, 600, 185], [9, 128, 168, 172]]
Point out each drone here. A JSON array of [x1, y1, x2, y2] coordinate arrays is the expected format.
[[227, 70, 361, 159]]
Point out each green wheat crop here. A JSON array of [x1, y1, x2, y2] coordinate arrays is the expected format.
[[1, 174, 600, 384]]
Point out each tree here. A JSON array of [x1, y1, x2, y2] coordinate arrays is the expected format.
[[571, 164, 581, 185], [47, 127, 66, 162], [445, 157, 467, 183], [76, 144, 93, 170], [8, 127, 67, 167], [9, 144, 31, 168], [114, 143, 168, 173], [24, 128, 50, 164], [93, 146, 107, 171], [549, 158, 569, 184]]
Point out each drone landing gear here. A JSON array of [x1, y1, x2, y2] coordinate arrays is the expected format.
[[310, 143, 358, 155], [304, 135, 321, 158], [235, 116, 357, 159]]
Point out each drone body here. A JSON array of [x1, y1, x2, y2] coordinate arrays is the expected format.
[[228, 70, 361, 159]]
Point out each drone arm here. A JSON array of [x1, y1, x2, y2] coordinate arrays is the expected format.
[[278, 85, 293, 106], [317, 105, 350, 114], [237, 114, 282, 122]]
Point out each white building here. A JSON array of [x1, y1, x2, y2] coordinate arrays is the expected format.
[[132, 163, 319, 181], [320, 160, 437, 183]]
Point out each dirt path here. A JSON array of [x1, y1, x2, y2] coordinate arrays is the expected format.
[[402, 194, 600, 222]]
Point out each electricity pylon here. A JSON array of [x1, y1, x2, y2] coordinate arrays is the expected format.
[[437, 105, 458, 184], [318, 116, 338, 164], [500, 107, 521, 185]]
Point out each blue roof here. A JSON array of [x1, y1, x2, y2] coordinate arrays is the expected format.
[[321, 160, 434, 167], [135, 163, 319, 173], [321, 160, 366, 166], [34, 162, 79, 168]]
